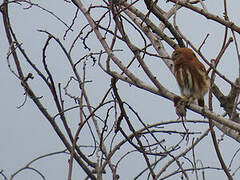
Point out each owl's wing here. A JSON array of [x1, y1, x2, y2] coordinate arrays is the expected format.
[[186, 58, 207, 77], [194, 58, 207, 73]]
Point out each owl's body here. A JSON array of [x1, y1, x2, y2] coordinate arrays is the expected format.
[[172, 48, 210, 107]]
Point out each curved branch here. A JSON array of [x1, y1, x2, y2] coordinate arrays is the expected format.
[[168, 0, 240, 34], [144, 0, 185, 47]]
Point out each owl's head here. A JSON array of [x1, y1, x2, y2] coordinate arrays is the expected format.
[[171, 48, 196, 62]]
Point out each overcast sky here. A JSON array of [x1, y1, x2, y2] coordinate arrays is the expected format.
[[1, 0, 240, 179]]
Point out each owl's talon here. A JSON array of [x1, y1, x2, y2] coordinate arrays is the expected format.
[[179, 97, 190, 107]]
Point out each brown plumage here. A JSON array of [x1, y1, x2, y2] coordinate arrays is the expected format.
[[172, 48, 210, 107]]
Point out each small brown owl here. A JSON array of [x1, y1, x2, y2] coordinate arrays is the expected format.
[[172, 48, 210, 107]]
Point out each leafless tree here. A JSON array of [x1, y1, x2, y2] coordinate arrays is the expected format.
[[1, 0, 240, 179]]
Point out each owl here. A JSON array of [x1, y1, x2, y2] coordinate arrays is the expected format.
[[172, 48, 210, 107]]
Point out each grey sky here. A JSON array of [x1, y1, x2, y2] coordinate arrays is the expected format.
[[1, 0, 240, 179]]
